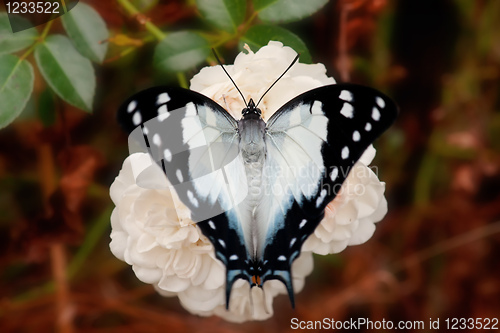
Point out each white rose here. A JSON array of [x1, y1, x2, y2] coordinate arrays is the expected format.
[[110, 41, 388, 322]]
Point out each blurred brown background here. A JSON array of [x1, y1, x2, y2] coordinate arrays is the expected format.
[[1, 0, 500, 332]]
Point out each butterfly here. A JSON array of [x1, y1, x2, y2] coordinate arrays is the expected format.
[[118, 54, 398, 309]]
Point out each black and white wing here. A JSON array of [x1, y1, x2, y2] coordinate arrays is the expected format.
[[118, 87, 252, 307], [257, 84, 398, 305]]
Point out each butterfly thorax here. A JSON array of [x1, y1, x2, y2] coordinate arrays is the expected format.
[[238, 99, 266, 164]]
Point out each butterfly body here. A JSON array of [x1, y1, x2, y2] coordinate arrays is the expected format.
[[118, 83, 397, 309]]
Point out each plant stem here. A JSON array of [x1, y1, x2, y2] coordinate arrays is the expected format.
[[413, 152, 437, 206], [240, 11, 258, 34], [51, 243, 74, 333], [337, 1, 353, 81], [67, 206, 113, 279], [177, 72, 188, 89], [392, 220, 500, 271], [19, 19, 54, 60], [11, 206, 114, 304], [19, 45, 35, 60], [116, 0, 166, 41], [40, 19, 54, 40], [60, 0, 68, 13]]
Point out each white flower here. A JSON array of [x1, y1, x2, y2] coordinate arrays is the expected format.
[[109, 41, 388, 322]]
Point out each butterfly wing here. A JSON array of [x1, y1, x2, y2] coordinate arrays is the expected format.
[[258, 84, 398, 304], [118, 87, 253, 307]]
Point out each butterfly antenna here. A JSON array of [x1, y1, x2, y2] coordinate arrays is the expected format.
[[212, 49, 248, 107], [255, 54, 300, 108]]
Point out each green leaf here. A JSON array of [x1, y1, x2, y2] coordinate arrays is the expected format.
[[61, 3, 109, 63], [254, 0, 328, 23], [35, 35, 96, 112], [154, 31, 210, 73], [0, 54, 34, 128], [252, 0, 274, 11], [0, 13, 38, 55], [240, 25, 312, 63], [195, 0, 246, 32]]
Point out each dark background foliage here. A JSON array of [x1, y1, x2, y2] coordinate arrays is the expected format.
[[1, 0, 499, 331]]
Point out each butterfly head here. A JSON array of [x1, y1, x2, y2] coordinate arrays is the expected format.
[[212, 49, 299, 121], [242, 98, 262, 119]]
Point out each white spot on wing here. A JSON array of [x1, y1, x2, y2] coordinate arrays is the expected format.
[[278, 255, 286, 261], [187, 189, 199, 207], [163, 148, 172, 162], [204, 106, 217, 126], [143, 126, 149, 135], [208, 220, 215, 229], [132, 111, 142, 125], [342, 146, 349, 159], [330, 166, 338, 181], [218, 239, 226, 248], [365, 122, 372, 131], [299, 219, 307, 229], [353, 130, 361, 142], [185, 102, 197, 117], [311, 100, 323, 115], [376, 96, 385, 109], [158, 112, 169, 122], [229, 254, 238, 260], [127, 100, 137, 113], [157, 105, 170, 122], [290, 238, 296, 247], [158, 104, 168, 114], [316, 189, 327, 208], [176, 169, 183, 182], [152, 133, 161, 146], [372, 107, 381, 121], [157, 92, 170, 105], [340, 102, 354, 118], [181, 112, 206, 148], [339, 90, 353, 102]]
